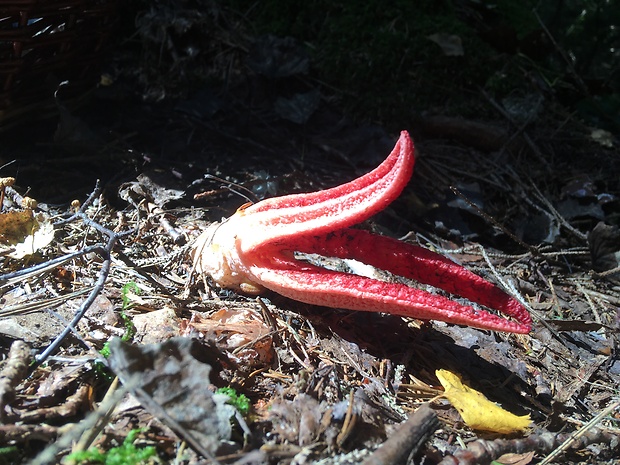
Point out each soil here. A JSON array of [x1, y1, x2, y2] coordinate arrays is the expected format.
[[0, 3, 619, 465]]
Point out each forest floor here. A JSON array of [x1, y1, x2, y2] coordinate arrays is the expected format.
[[1, 2, 619, 464]]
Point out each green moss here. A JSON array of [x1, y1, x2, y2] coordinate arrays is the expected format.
[[0, 446, 21, 465], [95, 281, 139, 380], [65, 429, 156, 465], [119, 281, 138, 341], [216, 386, 251, 416]]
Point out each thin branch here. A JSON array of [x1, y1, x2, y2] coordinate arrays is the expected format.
[[539, 400, 620, 465], [33, 212, 134, 367], [438, 420, 620, 465], [362, 404, 440, 465]]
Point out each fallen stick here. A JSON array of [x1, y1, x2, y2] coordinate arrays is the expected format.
[[361, 404, 439, 465]]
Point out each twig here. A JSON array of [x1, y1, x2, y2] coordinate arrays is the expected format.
[[575, 281, 602, 324], [0, 340, 31, 422], [0, 424, 58, 445], [336, 389, 358, 448], [53, 180, 102, 226], [579, 286, 620, 306], [113, 251, 184, 300], [146, 202, 186, 245], [32, 245, 113, 367], [477, 245, 529, 311], [28, 383, 128, 465], [33, 213, 134, 368], [0, 245, 103, 287], [594, 265, 620, 278], [477, 245, 577, 355], [0, 287, 92, 318], [3, 185, 25, 209], [450, 185, 537, 254], [17, 384, 91, 423], [539, 400, 620, 465], [361, 403, 440, 465], [439, 418, 620, 465], [527, 179, 588, 241], [73, 377, 121, 453], [199, 173, 260, 205]]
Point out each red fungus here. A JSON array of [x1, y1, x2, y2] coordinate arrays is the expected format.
[[192, 131, 531, 334]]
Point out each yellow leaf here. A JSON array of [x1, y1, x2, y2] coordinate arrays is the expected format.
[[436, 369, 531, 434]]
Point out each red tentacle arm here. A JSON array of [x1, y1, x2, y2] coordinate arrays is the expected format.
[[235, 131, 414, 252], [276, 229, 531, 333], [247, 131, 412, 213], [245, 247, 530, 333]]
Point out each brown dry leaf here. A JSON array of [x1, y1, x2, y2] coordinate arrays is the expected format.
[[269, 394, 326, 446], [0, 210, 37, 244], [495, 451, 536, 465], [18, 384, 92, 423], [108, 337, 236, 455], [187, 307, 274, 367], [427, 33, 464, 56], [436, 369, 531, 434], [0, 210, 54, 259]]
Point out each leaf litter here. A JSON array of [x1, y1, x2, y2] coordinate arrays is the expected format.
[[2, 124, 619, 464], [1, 6, 620, 465]]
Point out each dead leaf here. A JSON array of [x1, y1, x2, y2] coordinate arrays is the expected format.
[[107, 337, 237, 455], [186, 307, 274, 368], [588, 222, 620, 272], [269, 394, 325, 446], [436, 369, 531, 434], [495, 450, 536, 465], [546, 319, 608, 332], [590, 128, 614, 147], [118, 173, 184, 208], [517, 212, 560, 245], [52, 266, 76, 292], [274, 89, 321, 124], [0, 211, 54, 259], [557, 197, 604, 221], [17, 384, 92, 423], [427, 33, 464, 56], [0, 210, 36, 244]]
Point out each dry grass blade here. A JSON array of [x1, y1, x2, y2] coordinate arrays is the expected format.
[[72, 377, 121, 454], [0, 287, 93, 318], [29, 384, 128, 465], [0, 245, 102, 287]]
